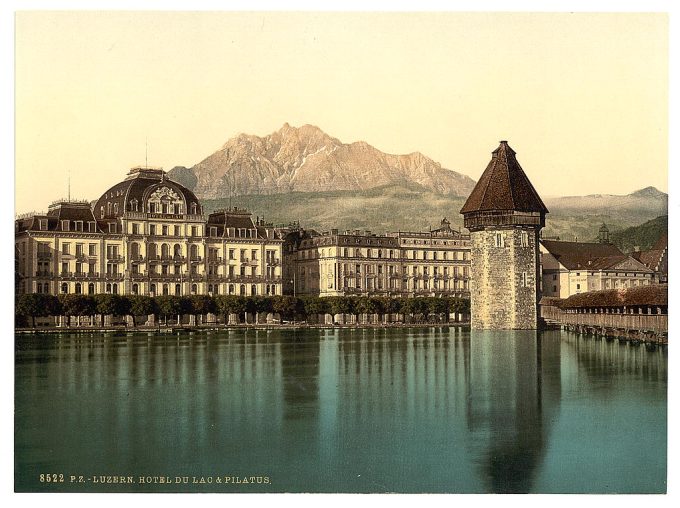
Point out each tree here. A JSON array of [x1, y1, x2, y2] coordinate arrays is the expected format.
[[251, 296, 274, 324], [155, 296, 182, 325], [328, 296, 353, 324], [427, 297, 449, 323], [16, 294, 57, 328], [187, 295, 216, 325], [94, 294, 128, 326], [58, 294, 96, 327], [301, 296, 329, 323], [272, 296, 299, 321], [355, 297, 377, 325], [128, 296, 157, 327], [216, 295, 246, 324]]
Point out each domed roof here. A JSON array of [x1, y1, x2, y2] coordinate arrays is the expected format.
[[94, 167, 203, 220]]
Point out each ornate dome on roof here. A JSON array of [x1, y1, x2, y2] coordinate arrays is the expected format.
[[93, 167, 203, 221]]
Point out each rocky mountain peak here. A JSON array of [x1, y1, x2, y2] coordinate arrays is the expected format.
[[188, 124, 476, 199]]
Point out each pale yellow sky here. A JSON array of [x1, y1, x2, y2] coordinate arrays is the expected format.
[[15, 11, 668, 213]]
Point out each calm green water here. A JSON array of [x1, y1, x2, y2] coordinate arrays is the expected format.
[[15, 328, 667, 493]]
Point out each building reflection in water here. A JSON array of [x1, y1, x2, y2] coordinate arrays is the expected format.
[[465, 330, 562, 493]]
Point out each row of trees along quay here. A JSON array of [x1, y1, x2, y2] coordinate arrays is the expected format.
[[15, 293, 471, 329]]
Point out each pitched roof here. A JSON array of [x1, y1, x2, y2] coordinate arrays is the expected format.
[[460, 141, 548, 214], [540, 240, 624, 270], [631, 249, 665, 271]]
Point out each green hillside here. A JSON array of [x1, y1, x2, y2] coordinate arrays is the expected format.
[[201, 185, 666, 240], [609, 215, 667, 253]]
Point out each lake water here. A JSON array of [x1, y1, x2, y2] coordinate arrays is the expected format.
[[14, 327, 667, 493]]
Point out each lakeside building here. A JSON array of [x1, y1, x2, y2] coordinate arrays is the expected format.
[[15, 167, 283, 297], [283, 218, 471, 298], [540, 225, 655, 298]]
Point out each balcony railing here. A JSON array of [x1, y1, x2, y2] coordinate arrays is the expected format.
[[37, 251, 52, 259], [35, 270, 53, 277], [207, 256, 223, 264], [189, 256, 203, 263], [59, 271, 100, 279], [104, 272, 124, 280], [106, 254, 124, 262]]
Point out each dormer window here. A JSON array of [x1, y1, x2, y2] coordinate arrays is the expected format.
[[75, 221, 83, 232], [190, 203, 197, 214], [100, 207, 104, 219], [130, 199, 138, 211], [61, 220, 70, 231], [88, 221, 96, 232], [113, 203, 119, 214], [210, 227, 218, 237], [108, 223, 117, 234], [39, 219, 47, 231]]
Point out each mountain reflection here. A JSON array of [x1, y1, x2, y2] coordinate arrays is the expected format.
[[466, 331, 562, 493]]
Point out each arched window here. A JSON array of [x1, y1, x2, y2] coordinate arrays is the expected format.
[[36, 283, 42, 294], [190, 203, 197, 214], [107, 202, 112, 215], [130, 242, 140, 259], [251, 284, 257, 296], [162, 284, 169, 296], [100, 206, 104, 219], [229, 284, 234, 295], [106, 283, 111, 293], [240, 284, 246, 296], [148, 243, 157, 260], [271, 285, 276, 295], [161, 244, 170, 259], [130, 199, 138, 211], [175, 284, 181, 295], [190, 244, 198, 259], [75, 283, 82, 294], [150, 283, 156, 296], [213, 285, 219, 295], [112, 283, 118, 295], [61, 283, 68, 294], [191, 284, 197, 295], [173, 244, 182, 258], [132, 284, 139, 295], [88, 283, 94, 294], [113, 203, 118, 214]]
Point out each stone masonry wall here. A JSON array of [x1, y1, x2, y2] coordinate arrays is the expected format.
[[470, 227, 540, 329]]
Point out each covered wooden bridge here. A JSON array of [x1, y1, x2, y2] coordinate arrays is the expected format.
[[540, 284, 668, 344]]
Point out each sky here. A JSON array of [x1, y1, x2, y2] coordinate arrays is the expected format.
[[14, 10, 668, 213]]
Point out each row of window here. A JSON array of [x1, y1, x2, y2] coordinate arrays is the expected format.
[[299, 248, 469, 261], [49, 281, 279, 297]]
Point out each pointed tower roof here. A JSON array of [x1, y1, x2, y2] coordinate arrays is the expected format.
[[460, 141, 548, 214]]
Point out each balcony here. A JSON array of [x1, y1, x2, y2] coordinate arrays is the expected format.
[[131, 255, 146, 263], [106, 254, 124, 262], [59, 271, 100, 279], [104, 272, 124, 280], [35, 270, 53, 277], [266, 258, 280, 266], [37, 251, 52, 260], [207, 256, 223, 264], [189, 256, 203, 263]]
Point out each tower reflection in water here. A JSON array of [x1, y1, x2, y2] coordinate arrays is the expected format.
[[466, 330, 561, 493]]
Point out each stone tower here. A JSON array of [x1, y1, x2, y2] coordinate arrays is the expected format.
[[460, 141, 548, 330]]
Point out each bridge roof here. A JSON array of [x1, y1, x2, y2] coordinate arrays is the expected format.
[[560, 284, 667, 309]]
